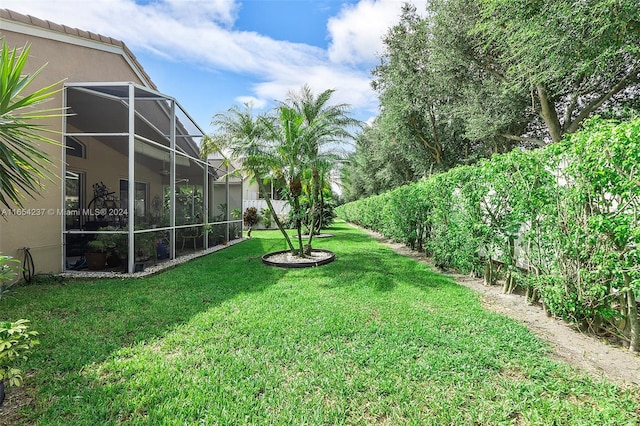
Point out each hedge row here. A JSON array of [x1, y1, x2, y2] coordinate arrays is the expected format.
[[337, 118, 640, 352]]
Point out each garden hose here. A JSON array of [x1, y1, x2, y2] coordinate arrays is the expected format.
[[21, 247, 35, 283]]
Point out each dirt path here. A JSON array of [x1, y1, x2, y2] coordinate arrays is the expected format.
[[362, 228, 640, 388]]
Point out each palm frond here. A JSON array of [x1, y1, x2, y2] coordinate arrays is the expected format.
[[0, 41, 64, 209]]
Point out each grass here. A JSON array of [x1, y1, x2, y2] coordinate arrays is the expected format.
[[2, 221, 638, 425]]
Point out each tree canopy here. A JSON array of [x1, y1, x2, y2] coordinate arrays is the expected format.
[[341, 0, 640, 201]]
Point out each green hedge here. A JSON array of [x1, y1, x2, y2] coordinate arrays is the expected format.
[[337, 117, 640, 351]]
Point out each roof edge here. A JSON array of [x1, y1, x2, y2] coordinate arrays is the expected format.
[[0, 8, 157, 91]]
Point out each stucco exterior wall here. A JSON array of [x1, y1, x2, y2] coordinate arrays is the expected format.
[[0, 24, 149, 274]]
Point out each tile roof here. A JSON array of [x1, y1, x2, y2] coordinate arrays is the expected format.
[[0, 8, 157, 90]]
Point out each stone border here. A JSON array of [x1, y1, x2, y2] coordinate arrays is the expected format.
[[60, 238, 247, 279], [300, 233, 334, 239], [262, 249, 336, 268]]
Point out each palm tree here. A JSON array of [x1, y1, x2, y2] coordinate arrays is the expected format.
[[262, 104, 310, 256], [206, 87, 360, 258], [284, 86, 361, 250], [202, 104, 296, 252], [0, 41, 62, 209]]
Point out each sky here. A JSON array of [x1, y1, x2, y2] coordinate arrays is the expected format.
[[3, 0, 428, 134]]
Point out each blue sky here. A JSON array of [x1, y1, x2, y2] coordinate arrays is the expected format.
[[4, 0, 427, 133]]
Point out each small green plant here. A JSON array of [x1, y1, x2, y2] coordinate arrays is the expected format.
[[86, 239, 106, 253], [0, 254, 19, 301], [260, 207, 273, 229], [0, 319, 39, 387], [94, 228, 128, 258], [1, 255, 39, 392]]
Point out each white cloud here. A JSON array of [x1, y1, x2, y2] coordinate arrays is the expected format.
[[163, 0, 239, 26], [234, 96, 267, 109], [1, 0, 406, 120], [252, 64, 376, 112], [327, 0, 429, 66], [2, 0, 322, 72]]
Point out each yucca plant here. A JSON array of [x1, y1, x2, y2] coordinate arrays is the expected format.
[[0, 40, 63, 209]]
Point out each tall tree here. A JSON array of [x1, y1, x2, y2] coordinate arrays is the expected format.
[[284, 85, 360, 249], [362, 0, 640, 196], [340, 120, 418, 202], [263, 104, 309, 256], [474, 0, 640, 142]]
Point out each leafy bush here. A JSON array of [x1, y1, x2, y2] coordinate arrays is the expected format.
[[337, 117, 640, 351], [0, 254, 19, 301], [260, 207, 273, 229], [243, 207, 260, 228], [0, 319, 39, 387]]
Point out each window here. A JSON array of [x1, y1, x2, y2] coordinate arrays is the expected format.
[[66, 137, 86, 158], [258, 178, 285, 200], [65, 170, 85, 229], [120, 180, 148, 218]]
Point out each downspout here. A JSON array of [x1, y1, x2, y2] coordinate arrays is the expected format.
[[225, 163, 230, 243], [204, 160, 209, 249], [239, 168, 243, 238]]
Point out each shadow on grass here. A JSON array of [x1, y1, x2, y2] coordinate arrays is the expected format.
[[3, 237, 287, 382], [3, 222, 469, 423], [300, 221, 462, 294]]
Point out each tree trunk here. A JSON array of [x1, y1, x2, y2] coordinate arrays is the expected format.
[[624, 273, 639, 352], [536, 84, 563, 142], [503, 237, 517, 294], [307, 167, 321, 250], [484, 260, 493, 286], [258, 180, 295, 253], [292, 195, 304, 257]]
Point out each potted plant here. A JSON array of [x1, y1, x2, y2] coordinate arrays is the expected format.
[[134, 231, 157, 262], [0, 319, 39, 406], [85, 239, 107, 270], [94, 229, 127, 267]]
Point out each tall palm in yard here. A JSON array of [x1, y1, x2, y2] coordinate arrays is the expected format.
[[203, 104, 296, 252], [285, 86, 360, 250], [0, 41, 62, 208], [207, 87, 360, 258], [262, 104, 310, 256]]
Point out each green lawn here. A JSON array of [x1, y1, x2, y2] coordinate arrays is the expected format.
[[2, 222, 638, 425]]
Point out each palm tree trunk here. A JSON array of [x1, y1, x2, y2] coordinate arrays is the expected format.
[[293, 195, 305, 256], [307, 167, 321, 250], [258, 180, 295, 252]]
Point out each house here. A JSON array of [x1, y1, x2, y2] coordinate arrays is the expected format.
[[203, 152, 290, 228], [242, 175, 290, 222], [0, 9, 243, 274]]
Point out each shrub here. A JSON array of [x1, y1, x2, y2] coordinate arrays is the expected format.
[[243, 207, 260, 228], [260, 207, 273, 229], [0, 319, 39, 387], [336, 117, 640, 350]]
